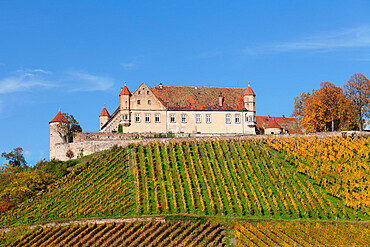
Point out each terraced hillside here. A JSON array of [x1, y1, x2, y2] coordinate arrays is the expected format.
[[1, 136, 370, 246], [235, 221, 370, 246], [7, 220, 223, 247]]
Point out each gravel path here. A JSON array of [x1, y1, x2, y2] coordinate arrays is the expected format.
[[0, 216, 165, 233]]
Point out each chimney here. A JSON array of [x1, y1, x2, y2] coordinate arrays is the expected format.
[[268, 115, 270, 118], [282, 115, 285, 119], [219, 92, 224, 107], [159, 82, 163, 89]]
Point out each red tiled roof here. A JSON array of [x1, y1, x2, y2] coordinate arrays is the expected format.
[[244, 86, 256, 96], [265, 117, 282, 129], [149, 86, 250, 111], [256, 116, 303, 134], [99, 107, 110, 117], [119, 85, 131, 96], [50, 111, 68, 123], [101, 106, 120, 130]]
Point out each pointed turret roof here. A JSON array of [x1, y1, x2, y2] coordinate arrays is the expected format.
[[99, 107, 110, 117], [119, 85, 131, 96], [265, 117, 282, 129], [50, 111, 68, 123], [244, 84, 256, 96]]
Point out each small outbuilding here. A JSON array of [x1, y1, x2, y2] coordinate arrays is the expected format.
[[264, 117, 283, 135]]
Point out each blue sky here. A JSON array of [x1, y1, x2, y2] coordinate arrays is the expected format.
[[1, 1, 370, 165]]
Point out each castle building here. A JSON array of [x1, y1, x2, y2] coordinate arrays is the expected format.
[[99, 82, 257, 135]]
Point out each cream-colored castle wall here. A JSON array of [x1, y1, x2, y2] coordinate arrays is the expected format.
[[121, 110, 255, 134]]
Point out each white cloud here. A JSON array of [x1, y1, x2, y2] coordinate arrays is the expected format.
[[244, 26, 370, 54], [0, 69, 114, 94], [121, 62, 136, 69], [66, 71, 114, 92], [0, 69, 55, 94]]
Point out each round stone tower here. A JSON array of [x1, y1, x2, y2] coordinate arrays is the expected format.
[[119, 82, 131, 127], [49, 110, 68, 160]]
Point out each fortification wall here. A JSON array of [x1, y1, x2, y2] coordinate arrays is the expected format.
[[53, 131, 370, 161]]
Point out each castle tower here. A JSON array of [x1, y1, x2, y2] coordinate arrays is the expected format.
[[119, 82, 131, 127], [49, 110, 68, 160], [99, 106, 110, 130], [244, 82, 256, 134]]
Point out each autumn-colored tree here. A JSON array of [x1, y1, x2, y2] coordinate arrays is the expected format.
[[1, 147, 26, 169], [344, 73, 370, 131], [57, 113, 82, 143], [291, 91, 311, 127], [300, 82, 356, 132]]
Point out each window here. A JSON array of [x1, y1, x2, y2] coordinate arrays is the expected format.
[[206, 114, 211, 123], [196, 114, 201, 123], [137, 100, 141, 105], [148, 100, 151, 105], [181, 114, 186, 123], [235, 115, 240, 123], [170, 114, 175, 123], [138, 91, 141, 95], [226, 114, 231, 124], [124, 114, 129, 120], [145, 114, 150, 123], [135, 114, 140, 122], [155, 114, 160, 123], [249, 116, 253, 122], [147, 91, 150, 95]]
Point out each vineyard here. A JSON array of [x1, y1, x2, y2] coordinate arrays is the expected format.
[[0, 146, 135, 226], [4, 220, 223, 247], [235, 221, 370, 246], [1, 136, 370, 246], [133, 139, 359, 219], [268, 136, 370, 216]]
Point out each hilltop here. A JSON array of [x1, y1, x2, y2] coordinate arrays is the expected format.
[[1, 136, 370, 246]]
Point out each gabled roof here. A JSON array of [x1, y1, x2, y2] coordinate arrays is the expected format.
[[50, 111, 68, 123], [256, 116, 303, 134], [265, 117, 282, 129], [149, 86, 249, 111], [244, 85, 256, 96], [99, 107, 110, 117], [119, 85, 131, 96]]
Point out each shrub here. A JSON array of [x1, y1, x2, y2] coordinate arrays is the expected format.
[[66, 149, 74, 159]]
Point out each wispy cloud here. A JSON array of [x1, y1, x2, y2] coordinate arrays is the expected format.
[[66, 71, 114, 92], [121, 62, 136, 70], [244, 26, 370, 54], [0, 69, 115, 94], [0, 69, 55, 94]]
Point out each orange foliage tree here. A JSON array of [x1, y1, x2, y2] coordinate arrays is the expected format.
[[295, 82, 356, 132], [291, 91, 311, 127], [344, 73, 370, 131]]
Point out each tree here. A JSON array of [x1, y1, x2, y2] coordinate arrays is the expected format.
[[291, 91, 311, 127], [57, 113, 82, 143], [1, 147, 27, 169], [300, 82, 356, 132], [344, 73, 370, 131]]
